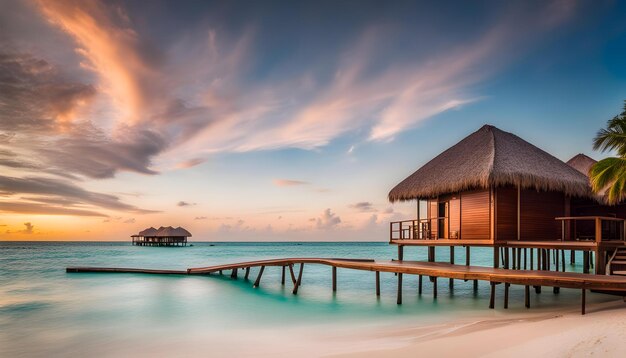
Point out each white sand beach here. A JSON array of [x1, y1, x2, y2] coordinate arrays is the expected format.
[[334, 299, 626, 358]]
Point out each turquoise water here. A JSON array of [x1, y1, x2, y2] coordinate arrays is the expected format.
[[0, 242, 613, 357]]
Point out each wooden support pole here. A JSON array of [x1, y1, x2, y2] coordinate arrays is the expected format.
[[253, 266, 265, 288], [397, 273, 403, 304], [418, 275, 423, 295], [489, 282, 496, 309], [530, 248, 534, 270], [517, 248, 522, 271], [231, 268, 238, 279], [504, 283, 510, 309], [494, 247, 500, 269], [583, 251, 590, 274], [332, 266, 337, 292], [375, 271, 380, 297], [524, 248, 527, 270], [289, 264, 297, 284], [292, 263, 304, 294], [525, 285, 530, 308], [433, 276, 438, 299], [581, 289, 586, 315], [398, 245, 404, 261], [504, 247, 510, 269], [281, 266, 286, 285], [449, 246, 454, 289], [570, 250, 575, 264], [473, 279, 478, 291], [561, 250, 566, 272], [512, 248, 516, 270]]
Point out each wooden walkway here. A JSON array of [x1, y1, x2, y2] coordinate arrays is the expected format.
[[67, 258, 626, 315]]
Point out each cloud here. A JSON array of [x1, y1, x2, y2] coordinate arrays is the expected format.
[[0, 175, 154, 215], [177, 201, 196, 207], [123, 218, 135, 224], [176, 158, 206, 169], [22, 222, 34, 234], [316, 208, 341, 230], [194, 216, 207, 220], [272, 179, 310, 187], [0, 202, 106, 217], [349, 202, 376, 212]]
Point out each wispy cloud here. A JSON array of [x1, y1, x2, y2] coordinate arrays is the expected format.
[[316, 208, 341, 230], [272, 179, 310, 187], [349, 202, 376, 212], [177, 201, 196, 207]]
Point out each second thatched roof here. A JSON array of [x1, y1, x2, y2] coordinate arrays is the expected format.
[[388, 125, 594, 202]]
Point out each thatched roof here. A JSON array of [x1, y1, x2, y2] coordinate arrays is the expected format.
[[138, 227, 158, 236], [155, 226, 192, 237], [566, 154, 597, 177], [389, 125, 593, 202]]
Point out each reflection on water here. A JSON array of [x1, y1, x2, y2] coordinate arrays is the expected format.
[[0, 242, 613, 357]]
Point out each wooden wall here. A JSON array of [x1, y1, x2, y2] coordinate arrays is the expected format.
[[460, 189, 491, 240], [520, 189, 565, 241], [496, 186, 518, 241], [429, 199, 438, 239], [449, 197, 460, 239]]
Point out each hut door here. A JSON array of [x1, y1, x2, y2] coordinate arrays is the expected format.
[[438, 201, 449, 239]]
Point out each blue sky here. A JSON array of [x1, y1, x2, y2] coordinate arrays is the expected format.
[[1, 0, 626, 240]]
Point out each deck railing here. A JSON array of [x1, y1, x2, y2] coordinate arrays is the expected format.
[[555, 216, 625, 242], [389, 219, 431, 241]]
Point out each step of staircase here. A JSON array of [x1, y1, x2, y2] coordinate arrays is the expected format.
[[612, 271, 626, 276], [611, 260, 626, 265]]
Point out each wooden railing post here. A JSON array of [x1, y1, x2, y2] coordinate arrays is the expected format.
[[595, 217, 602, 243]]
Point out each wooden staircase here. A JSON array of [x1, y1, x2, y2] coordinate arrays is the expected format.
[[608, 247, 626, 276]]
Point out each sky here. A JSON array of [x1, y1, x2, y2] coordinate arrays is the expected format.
[[1, 0, 626, 241]]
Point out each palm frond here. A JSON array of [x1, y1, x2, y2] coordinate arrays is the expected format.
[[590, 157, 626, 204]]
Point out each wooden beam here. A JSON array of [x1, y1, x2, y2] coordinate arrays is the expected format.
[[292, 263, 304, 294], [525, 285, 530, 308], [253, 266, 265, 288], [489, 282, 496, 309], [244, 267, 250, 280], [397, 273, 403, 304], [332, 266, 337, 292], [433, 277, 438, 299], [231, 268, 238, 279]]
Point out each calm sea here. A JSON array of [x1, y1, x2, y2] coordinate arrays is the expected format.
[[0, 242, 612, 357]]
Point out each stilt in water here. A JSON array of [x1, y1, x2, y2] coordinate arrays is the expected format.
[[244, 267, 250, 280], [504, 283, 510, 309], [332, 266, 337, 292], [525, 285, 530, 308], [581, 289, 586, 315], [418, 275, 423, 295], [292, 263, 304, 294], [375, 271, 380, 297], [570, 250, 575, 265], [281, 266, 286, 285], [231, 268, 238, 279], [397, 273, 403, 304], [433, 277, 438, 299], [398, 245, 404, 261], [253, 266, 265, 288], [489, 282, 496, 309], [449, 246, 454, 289], [524, 248, 527, 270], [561, 250, 566, 272], [289, 264, 297, 284]]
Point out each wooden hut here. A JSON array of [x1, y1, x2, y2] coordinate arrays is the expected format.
[[388, 125, 626, 274], [131, 226, 191, 246]]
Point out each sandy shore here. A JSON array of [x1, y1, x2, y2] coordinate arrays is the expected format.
[[333, 299, 626, 358]]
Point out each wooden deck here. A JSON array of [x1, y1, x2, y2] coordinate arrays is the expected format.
[[389, 239, 616, 250], [67, 257, 626, 314]]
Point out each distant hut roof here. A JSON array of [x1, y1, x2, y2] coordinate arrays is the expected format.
[[155, 226, 192, 237], [138, 227, 159, 236], [566, 154, 597, 177], [388, 125, 593, 202]]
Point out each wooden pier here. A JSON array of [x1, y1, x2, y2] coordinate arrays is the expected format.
[[67, 257, 626, 315]]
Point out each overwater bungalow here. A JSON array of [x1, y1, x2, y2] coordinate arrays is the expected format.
[[388, 125, 626, 276], [131, 226, 191, 246]]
